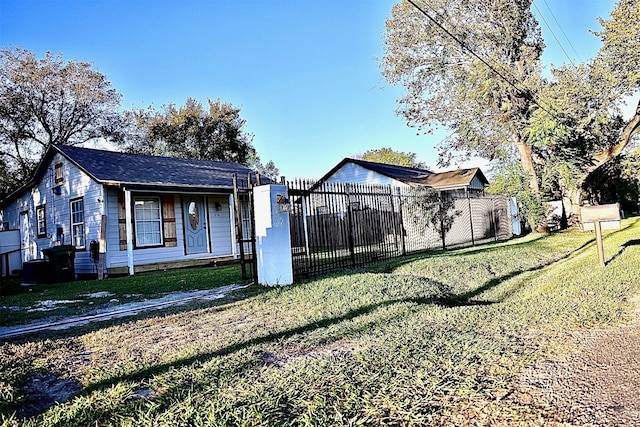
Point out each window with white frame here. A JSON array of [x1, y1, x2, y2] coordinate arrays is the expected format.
[[36, 205, 46, 238], [70, 198, 85, 249], [134, 197, 163, 246]]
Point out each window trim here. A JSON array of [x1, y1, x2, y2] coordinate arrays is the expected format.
[[70, 197, 85, 250], [36, 204, 47, 238], [133, 196, 164, 248], [54, 162, 63, 184]]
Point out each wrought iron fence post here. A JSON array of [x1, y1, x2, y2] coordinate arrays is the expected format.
[[345, 183, 356, 267]]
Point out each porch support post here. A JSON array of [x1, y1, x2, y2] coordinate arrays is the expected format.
[[229, 193, 237, 258], [124, 188, 134, 275]]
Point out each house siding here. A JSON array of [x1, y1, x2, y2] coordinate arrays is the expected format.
[[207, 196, 233, 257], [105, 190, 236, 270], [469, 175, 486, 191], [326, 163, 410, 188], [105, 189, 186, 269], [0, 152, 105, 276]]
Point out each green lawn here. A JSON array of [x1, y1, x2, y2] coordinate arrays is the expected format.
[[2, 219, 639, 426], [0, 264, 244, 326]]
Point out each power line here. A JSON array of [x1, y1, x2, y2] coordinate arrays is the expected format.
[[541, 0, 583, 62], [532, 1, 574, 65], [405, 0, 561, 121]]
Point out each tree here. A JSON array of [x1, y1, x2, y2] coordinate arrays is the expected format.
[[0, 48, 123, 196], [383, 0, 544, 192], [249, 157, 281, 182], [383, 0, 640, 217], [360, 147, 429, 169], [582, 148, 640, 214], [406, 186, 461, 250], [123, 98, 257, 165], [487, 162, 546, 230]]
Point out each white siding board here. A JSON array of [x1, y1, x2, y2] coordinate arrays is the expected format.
[[2, 152, 240, 276], [207, 196, 233, 257], [326, 163, 408, 187], [0, 153, 105, 276], [104, 191, 236, 270]]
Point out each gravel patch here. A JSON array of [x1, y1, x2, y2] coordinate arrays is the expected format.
[[510, 303, 640, 425]]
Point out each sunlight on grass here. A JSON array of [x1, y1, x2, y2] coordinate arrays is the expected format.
[[2, 219, 640, 425]]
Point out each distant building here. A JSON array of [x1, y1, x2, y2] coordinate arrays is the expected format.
[[318, 158, 489, 198]]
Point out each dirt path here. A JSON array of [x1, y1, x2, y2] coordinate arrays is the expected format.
[[0, 284, 247, 339], [510, 300, 640, 426]]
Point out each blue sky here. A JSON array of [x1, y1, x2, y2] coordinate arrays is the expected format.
[[0, 0, 617, 179]]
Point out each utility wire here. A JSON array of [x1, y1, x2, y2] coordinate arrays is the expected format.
[[405, 0, 562, 121], [532, 1, 575, 65], [541, 0, 583, 62]]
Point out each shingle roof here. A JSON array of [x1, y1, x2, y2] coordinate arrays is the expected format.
[[316, 158, 488, 190], [54, 145, 255, 190], [343, 158, 434, 184], [424, 168, 489, 189], [1, 145, 260, 207]]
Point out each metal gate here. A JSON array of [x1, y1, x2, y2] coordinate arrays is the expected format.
[[232, 174, 258, 284]]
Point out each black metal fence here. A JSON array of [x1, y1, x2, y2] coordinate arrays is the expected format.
[[287, 179, 512, 280]]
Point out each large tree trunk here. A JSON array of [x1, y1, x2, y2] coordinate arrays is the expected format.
[[591, 99, 640, 171], [513, 134, 540, 194]]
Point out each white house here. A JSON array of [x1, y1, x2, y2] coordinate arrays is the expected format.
[[0, 145, 259, 278], [319, 158, 489, 198]]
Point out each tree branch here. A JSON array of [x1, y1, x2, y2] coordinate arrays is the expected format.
[[590, 98, 640, 170]]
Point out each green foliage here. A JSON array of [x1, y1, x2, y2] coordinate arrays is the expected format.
[[0, 48, 124, 196], [123, 98, 256, 165], [488, 162, 545, 229], [360, 147, 429, 169], [406, 186, 462, 248], [583, 148, 640, 213], [383, 0, 640, 212], [248, 157, 280, 182]]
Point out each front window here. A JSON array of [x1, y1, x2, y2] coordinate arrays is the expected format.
[[36, 205, 46, 238], [70, 198, 85, 248], [134, 197, 163, 247]]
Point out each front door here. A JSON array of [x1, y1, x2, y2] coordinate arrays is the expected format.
[[183, 196, 208, 254]]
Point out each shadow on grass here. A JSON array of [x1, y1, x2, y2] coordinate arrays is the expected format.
[[10, 230, 607, 419], [77, 239, 593, 401], [606, 238, 640, 266]]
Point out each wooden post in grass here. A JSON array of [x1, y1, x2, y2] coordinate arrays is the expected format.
[[580, 203, 621, 267]]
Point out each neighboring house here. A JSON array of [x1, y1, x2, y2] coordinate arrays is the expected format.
[[319, 158, 489, 197], [0, 145, 259, 277]]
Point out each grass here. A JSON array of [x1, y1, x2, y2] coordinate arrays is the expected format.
[[1, 219, 640, 425], [0, 264, 244, 326]]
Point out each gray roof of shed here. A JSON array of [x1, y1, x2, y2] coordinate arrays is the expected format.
[[315, 158, 489, 190]]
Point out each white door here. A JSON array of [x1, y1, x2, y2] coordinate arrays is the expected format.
[[183, 196, 208, 254]]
